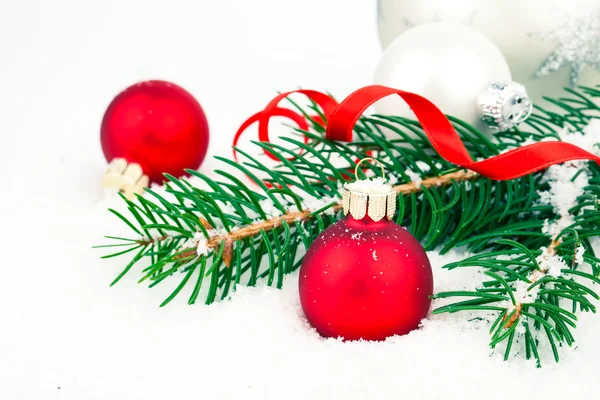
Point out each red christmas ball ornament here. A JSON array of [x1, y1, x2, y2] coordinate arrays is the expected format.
[[299, 161, 433, 341], [100, 80, 209, 194]]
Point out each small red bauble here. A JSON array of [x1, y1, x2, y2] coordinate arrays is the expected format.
[[299, 177, 433, 341], [101, 80, 209, 183]]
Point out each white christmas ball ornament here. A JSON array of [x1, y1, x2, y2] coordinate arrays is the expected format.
[[373, 23, 512, 130], [471, 0, 600, 104], [377, 0, 480, 49], [377, 0, 600, 105]]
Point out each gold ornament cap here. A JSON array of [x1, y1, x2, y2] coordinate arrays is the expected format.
[[341, 158, 396, 222]]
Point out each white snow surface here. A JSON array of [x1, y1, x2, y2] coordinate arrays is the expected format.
[[2, 1, 600, 399]]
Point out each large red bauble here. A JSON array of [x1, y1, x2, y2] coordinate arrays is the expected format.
[[101, 80, 209, 183], [299, 215, 433, 341]]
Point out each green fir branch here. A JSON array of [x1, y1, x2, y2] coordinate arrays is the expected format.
[[98, 86, 600, 365]]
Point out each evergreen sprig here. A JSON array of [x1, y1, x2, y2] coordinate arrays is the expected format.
[[98, 85, 600, 364]]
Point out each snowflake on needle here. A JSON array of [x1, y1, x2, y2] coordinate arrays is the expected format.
[[530, 9, 600, 86]]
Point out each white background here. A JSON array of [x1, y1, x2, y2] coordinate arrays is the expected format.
[[1, 1, 599, 399]]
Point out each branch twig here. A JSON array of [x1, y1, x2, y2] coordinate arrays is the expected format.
[[167, 170, 479, 262], [503, 238, 561, 328]]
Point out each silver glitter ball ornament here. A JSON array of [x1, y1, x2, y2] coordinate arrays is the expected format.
[[478, 81, 533, 131]]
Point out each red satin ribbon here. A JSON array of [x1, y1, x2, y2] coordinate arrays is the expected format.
[[233, 90, 338, 162], [233, 107, 309, 162], [235, 85, 600, 180]]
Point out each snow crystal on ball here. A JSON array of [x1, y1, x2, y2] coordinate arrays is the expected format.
[[351, 232, 363, 241]]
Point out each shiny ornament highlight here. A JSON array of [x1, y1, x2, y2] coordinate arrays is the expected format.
[[101, 80, 209, 185], [299, 171, 433, 341], [373, 23, 512, 131]]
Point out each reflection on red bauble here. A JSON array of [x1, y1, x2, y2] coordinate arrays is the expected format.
[[299, 215, 433, 341], [101, 80, 209, 183]]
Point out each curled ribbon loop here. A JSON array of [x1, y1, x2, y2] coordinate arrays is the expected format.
[[233, 90, 338, 161], [235, 85, 600, 181], [233, 107, 309, 162]]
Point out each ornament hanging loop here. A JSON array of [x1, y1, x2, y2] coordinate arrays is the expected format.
[[344, 158, 396, 221], [355, 157, 386, 180]]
